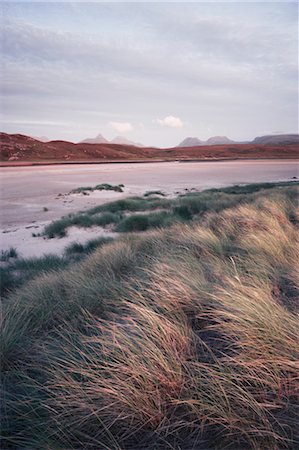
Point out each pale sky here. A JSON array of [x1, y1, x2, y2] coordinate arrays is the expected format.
[[1, 1, 298, 147]]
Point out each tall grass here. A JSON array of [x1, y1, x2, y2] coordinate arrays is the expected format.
[[1, 183, 298, 449]]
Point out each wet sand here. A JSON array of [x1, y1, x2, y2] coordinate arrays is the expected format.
[[0, 159, 298, 258]]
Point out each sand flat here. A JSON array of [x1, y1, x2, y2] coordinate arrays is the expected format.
[[0, 159, 298, 258], [1, 159, 298, 227]]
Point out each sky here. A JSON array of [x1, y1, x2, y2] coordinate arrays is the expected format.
[[1, 1, 298, 147]]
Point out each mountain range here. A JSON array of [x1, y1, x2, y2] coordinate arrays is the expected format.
[[1, 132, 298, 164], [32, 133, 299, 148], [177, 134, 299, 147], [80, 133, 143, 147]]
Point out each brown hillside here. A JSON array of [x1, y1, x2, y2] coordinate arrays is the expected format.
[[0, 132, 298, 165]]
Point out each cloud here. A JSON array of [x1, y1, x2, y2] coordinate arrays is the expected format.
[[157, 116, 183, 128], [109, 121, 133, 133]]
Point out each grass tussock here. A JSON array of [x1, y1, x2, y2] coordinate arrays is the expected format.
[[1, 182, 298, 449], [144, 190, 166, 197], [71, 183, 124, 194], [0, 247, 18, 262]]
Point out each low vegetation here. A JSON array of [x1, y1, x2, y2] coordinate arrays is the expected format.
[[64, 236, 114, 256], [43, 181, 298, 238], [144, 190, 166, 197], [70, 183, 124, 194], [0, 247, 18, 262], [0, 237, 114, 297], [1, 182, 298, 449], [44, 211, 122, 238]]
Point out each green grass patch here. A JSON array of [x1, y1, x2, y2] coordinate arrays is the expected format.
[[43, 181, 299, 238]]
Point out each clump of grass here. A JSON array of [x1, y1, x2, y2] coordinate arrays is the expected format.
[[43, 212, 122, 238], [144, 190, 166, 197], [87, 196, 172, 215], [0, 247, 18, 262], [71, 183, 124, 194], [43, 217, 71, 238], [115, 211, 182, 232], [64, 236, 114, 257]]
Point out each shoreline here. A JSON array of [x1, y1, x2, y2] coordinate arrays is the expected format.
[[1, 156, 298, 168]]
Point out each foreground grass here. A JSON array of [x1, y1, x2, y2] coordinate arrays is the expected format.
[[1, 182, 298, 449]]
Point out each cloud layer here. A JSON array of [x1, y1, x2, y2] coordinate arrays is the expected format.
[[1, 2, 298, 146]]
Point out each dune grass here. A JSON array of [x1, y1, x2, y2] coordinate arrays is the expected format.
[[44, 211, 122, 238], [43, 181, 298, 238], [1, 182, 298, 449], [0, 237, 114, 297]]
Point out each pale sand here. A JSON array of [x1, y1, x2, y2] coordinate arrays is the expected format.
[[1, 160, 298, 258], [1, 223, 117, 258]]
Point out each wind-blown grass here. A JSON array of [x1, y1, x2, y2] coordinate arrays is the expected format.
[[1, 182, 298, 449]]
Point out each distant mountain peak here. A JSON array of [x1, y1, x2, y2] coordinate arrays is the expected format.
[[206, 136, 235, 145], [79, 133, 143, 147], [110, 136, 143, 147], [80, 133, 108, 144], [178, 136, 235, 147], [178, 137, 205, 147]]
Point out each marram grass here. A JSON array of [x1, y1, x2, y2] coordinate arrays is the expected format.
[[1, 183, 298, 449]]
